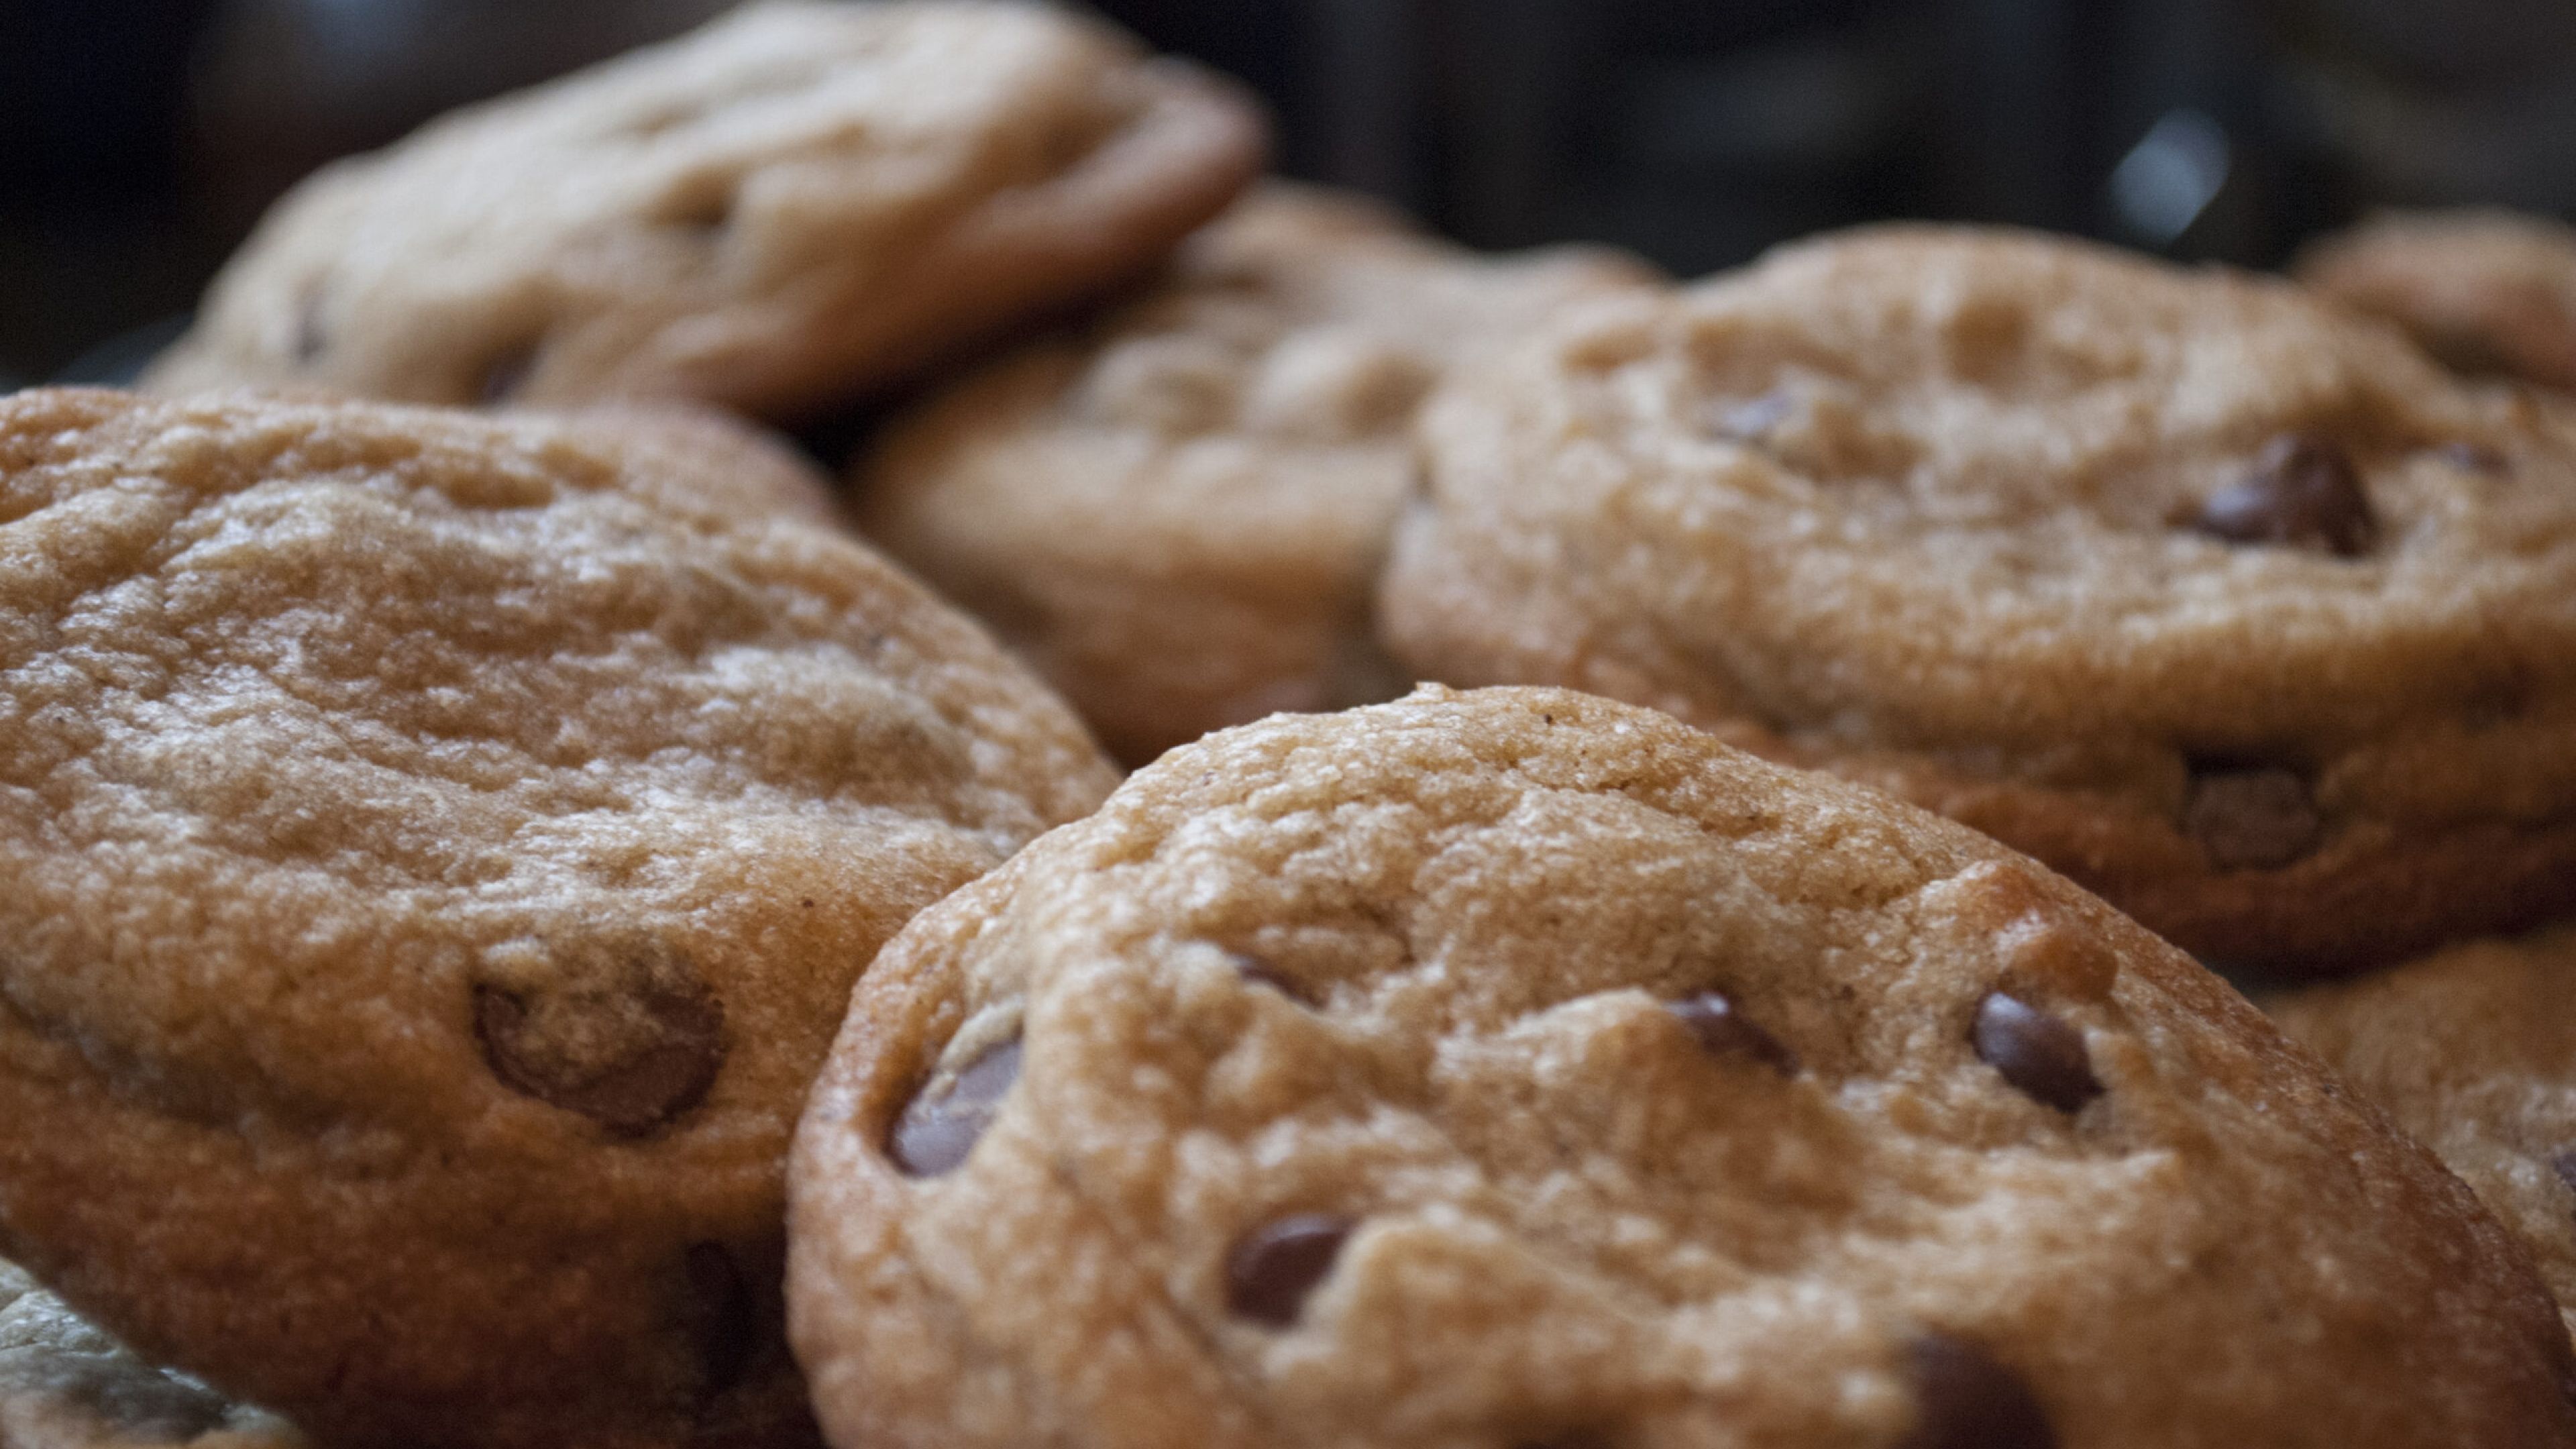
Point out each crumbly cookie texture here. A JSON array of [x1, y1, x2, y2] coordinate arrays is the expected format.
[[0, 390, 1117, 1449], [0, 1258, 302, 1449], [1379, 225, 2576, 974], [788, 684, 2576, 1449], [2269, 923, 2576, 1344], [143, 0, 1265, 421], [2299, 209, 2576, 390], [859, 184, 1660, 764]]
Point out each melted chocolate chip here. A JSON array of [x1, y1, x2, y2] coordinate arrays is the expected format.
[[473, 968, 724, 1136], [1972, 993, 2101, 1113], [1234, 953, 1316, 1006], [1666, 991, 1799, 1075], [478, 344, 539, 405], [1897, 1332, 2057, 1449], [2192, 434, 2377, 556], [2184, 765, 2322, 871], [1225, 1214, 1354, 1327], [682, 1242, 755, 1397], [888, 1036, 1022, 1177]]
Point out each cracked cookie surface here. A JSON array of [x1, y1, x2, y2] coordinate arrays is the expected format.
[[144, 1, 1265, 421], [0, 389, 1117, 1449], [788, 684, 2574, 1449], [1379, 225, 2576, 973], [859, 184, 1658, 764]]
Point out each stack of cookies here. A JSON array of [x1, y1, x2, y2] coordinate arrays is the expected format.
[[6, 3, 2576, 1446]]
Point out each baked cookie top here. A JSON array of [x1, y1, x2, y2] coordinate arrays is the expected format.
[[2299, 209, 2576, 390], [859, 184, 1659, 764], [2269, 923, 2576, 1344], [0, 390, 1116, 1448], [144, 0, 1265, 421], [1379, 225, 2576, 973], [788, 685, 2575, 1449], [0, 1258, 301, 1449]]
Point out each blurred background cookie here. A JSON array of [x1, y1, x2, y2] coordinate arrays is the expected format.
[[858, 182, 1659, 764], [2269, 922, 2576, 1342], [0, 1258, 300, 1449], [0, 389, 1116, 1448], [1379, 225, 2576, 975], [790, 684, 2575, 1449], [2298, 210, 2576, 390], [141, 1, 1266, 420]]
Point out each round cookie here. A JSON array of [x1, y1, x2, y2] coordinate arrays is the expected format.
[[858, 184, 1659, 764], [0, 1258, 301, 1449], [2269, 923, 2576, 1344], [2298, 210, 2576, 391], [0, 389, 1119, 1449], [788, 684, 2576, 1448], [143, 1, 1266, 421], [1378, 225, 2576, 975]]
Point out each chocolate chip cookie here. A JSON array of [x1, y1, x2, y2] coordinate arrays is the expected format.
[[1379, 225, 2576, 974], [0, 389, 1118, 1448], [858, 183, 1658, 764], [2299, 210, 2576, 391], [144, 1, 1266, 421], [788, 684, 2575, 1448], [0, 1257, 301, 1449], [2269, 922, 2576, 1343]]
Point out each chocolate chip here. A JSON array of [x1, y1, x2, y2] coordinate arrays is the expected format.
[[2551, 1149, 2576, 1201], [472, 953, 724, 1135], [1666, 991, 1799, 1075], [1225, 1214, 1354, 1327], [2434, 441, 2507, 474], [1897, 1332, 2057, 1449], [478, 344, 539, 405], [888, 1036, 1022, 1177], [2184, 765, 2322, 871], [1972, 993, 2101, 1113], [2192, 434, 2377, 556], [682, 1242, 755, 1397], [1234, 953, 1316, 1006]]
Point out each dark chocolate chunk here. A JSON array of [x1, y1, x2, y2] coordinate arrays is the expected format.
[[1225, 1214, 1355, 1327], [1234, 953, 1316, 1006], [1972, 992, 2102, 1113], [478, 344, 539, 405], [474, 961, 724, 1136], [2192, 434, 2377, 556], [2184, 765, 2323, 871], [682, 1242, 755, 1397], [1897, 1332, 2058, 1449], [888, 1036, 1022, 1178], [1666, 991, 1799, 1075]]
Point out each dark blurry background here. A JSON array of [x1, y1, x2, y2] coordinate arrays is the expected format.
[[5, 0, 2576, 389]]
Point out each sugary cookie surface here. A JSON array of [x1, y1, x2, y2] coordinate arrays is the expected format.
[[2270, 923, 2576, 1343], [790, 685, 2575, 1449], [860, 183, 1658, 763], [0, 389, 1116, 1448], [1379, 225, 2576, 972], [2299, 209, 2576, 390], [143, 0, 1265, 420]]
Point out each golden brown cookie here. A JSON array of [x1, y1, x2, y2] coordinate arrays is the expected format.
[[2269, 922, 2576, 1344], [1379, 225, 2576, 975], [0, 389, 1118, 1449], [788, 684, 2576, 1448], [0, 1257, 301, 1449], [144, 1, 1266, 421], [2298, 209, 2576, 390], [858, 184, 1659, 764]]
